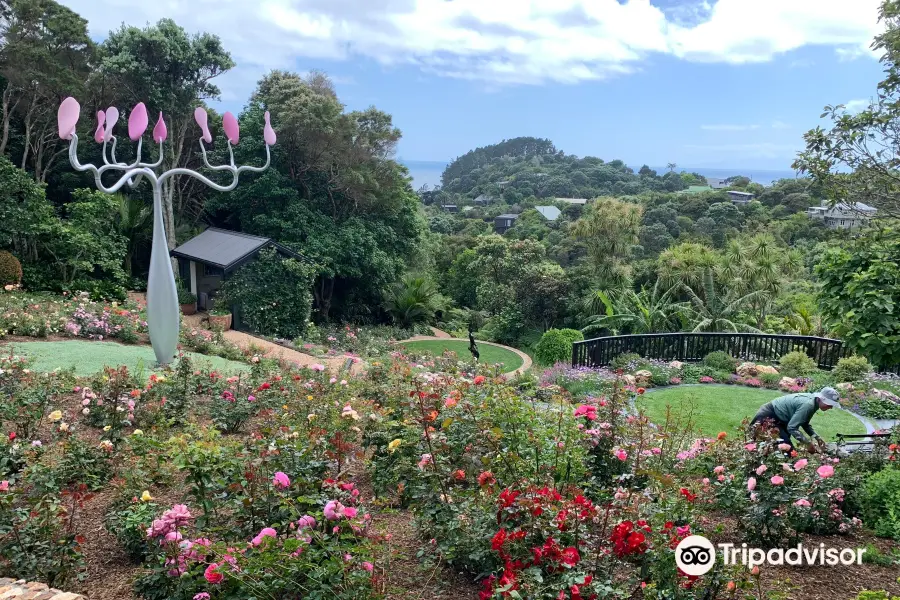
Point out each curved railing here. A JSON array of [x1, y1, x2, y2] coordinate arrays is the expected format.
[[572, 332, 848, 370]]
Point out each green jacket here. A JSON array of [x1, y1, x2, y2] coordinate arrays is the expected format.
[[770, 393, 820, 444]]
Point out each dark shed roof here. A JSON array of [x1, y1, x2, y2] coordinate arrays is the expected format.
[[171, 228, 304, 271]]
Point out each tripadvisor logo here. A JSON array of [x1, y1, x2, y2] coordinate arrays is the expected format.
[[675, 535, 867, 574]]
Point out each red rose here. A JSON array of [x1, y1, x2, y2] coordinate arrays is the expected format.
[[204, 563, 224, 584], [560, 546, 580, 566], [474, 375, 485, 385], [7, 432, 15, 441], [453, 469, 466, 481]]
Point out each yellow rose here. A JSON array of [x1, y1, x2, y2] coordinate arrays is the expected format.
[[306, 395, 313, 401], [103, 425, 111, 432], [133, 429, 143, 436], [140, 491, 152, 502], [48, 410, 63, 422], [387, 439, 402, 453]]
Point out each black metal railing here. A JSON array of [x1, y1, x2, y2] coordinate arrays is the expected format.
[[572, 333, 848, 370]]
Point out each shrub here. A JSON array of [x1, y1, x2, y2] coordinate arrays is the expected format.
[[534, 328, 583, 365], [176, 283, 196, 305], [861, 468, 900, 540], [833, 355, 873, 382], [779, 351, 817, 377], [220, 247, 315, 339], [759, 372, 781, 388], [702, 351, 737, 372], [0, 251, 22, 286], [105, 498, 159, 562], [610, 352, 644, 371], [856, 591, 900, 600]]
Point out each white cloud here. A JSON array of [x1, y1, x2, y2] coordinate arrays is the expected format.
[[57, 0, 884, 101], [701, 124, 760, 131], [844, 98, 870, 113], [771, 120, 791, 130]]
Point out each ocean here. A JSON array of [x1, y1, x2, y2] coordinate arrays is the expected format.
[[400, 159, 798, 192]]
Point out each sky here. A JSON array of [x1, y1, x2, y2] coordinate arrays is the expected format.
[[58, 0, 888, 170]]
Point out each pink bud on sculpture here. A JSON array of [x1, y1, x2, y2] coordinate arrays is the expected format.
[[57, 97, 80, 140], [264, 111, 276, 146], [128, 102, 149, 141], [152, 112, 167, 143], [94, 110, 106, 143], [104, 107, 119, 142], [222, 111, 239, 144], [194, 107, 212, 144]]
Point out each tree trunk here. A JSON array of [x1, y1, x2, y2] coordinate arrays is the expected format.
[[0, 86, 20, 157]]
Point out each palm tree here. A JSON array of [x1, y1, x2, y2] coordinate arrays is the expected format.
[[113, 195, 151, 277], [383, 275, 448, 328], [682, 268, 766, 332], [582, 281, 687, 336]]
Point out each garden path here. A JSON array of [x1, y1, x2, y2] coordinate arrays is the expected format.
[[397, 335, 532, 377], [428, 326, 452, 338]]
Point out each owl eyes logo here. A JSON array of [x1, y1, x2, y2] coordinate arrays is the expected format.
[[675, 535, 716, 576]]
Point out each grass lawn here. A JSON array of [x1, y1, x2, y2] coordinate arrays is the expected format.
[[6, 340, 249, 377], [400, 339, 524, 372], [636, 385, 866, 442]]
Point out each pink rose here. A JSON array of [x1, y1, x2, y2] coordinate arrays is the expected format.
[[362, 561, 374, 573], [794, 499, 811, 507], [614, 449, 628, 461], [770, 475, 784, 486], [817, 465, 835, 478], [273, 471, 290, 489], [747, 477, 757, 491], [713, 466, 725, 474], [342, 506, 358, 519], [794, 459, 808, 470], [251, 527, 277, 546], [744, 443, 757, 451], [755, 465, 768, 476]]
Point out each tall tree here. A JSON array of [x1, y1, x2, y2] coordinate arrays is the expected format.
[[0, 0, 94, 181], [571, 197, 642, 290], [97, 19, 234, 248]]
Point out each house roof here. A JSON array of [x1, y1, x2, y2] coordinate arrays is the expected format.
[[535, 206, 561, 221], [171, 228, 303, 271], [727, 191, 755, 197], [554, 197, 589, 205], [496, 213, 520, 219], [473, 194, 492, 203], [707, 177, 727, 189], [836, 201, 877, 212]]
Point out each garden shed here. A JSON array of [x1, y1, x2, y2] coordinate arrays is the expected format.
[[170, 228, 303, 315]]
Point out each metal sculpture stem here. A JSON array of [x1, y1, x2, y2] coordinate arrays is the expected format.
[[66, 133, 269, 365]]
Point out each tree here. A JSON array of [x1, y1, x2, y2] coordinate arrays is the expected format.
[[0, 0, 94, 181], [0, 155, 56, 260], [656, 242, 720, 290], [582, 280, 686, 335], [666, 162, 677, 173], [793, 0, 900, 217], [98, 18, 234, 248], [383, 275, 447, 328], [518, 262, 569, 331], [815, 227, 900, 368], [114, 195, 151, 277], [572, 197, 642, 289], [215, 71, 424, 321], [682, 268, 764, 333]]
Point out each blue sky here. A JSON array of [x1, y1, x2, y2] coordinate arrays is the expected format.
[[61, 0, 886, 170]]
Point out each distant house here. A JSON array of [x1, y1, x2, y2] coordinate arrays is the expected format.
[[442, 204, 459, 213], [727, 191, 755, 205], [707, 177, 728, 189], [497, 180, 511, 191], [534, 206, 561, 221], [554, 197, 589, 205], [462, 206, 474, 212], [473, 194, 492, 205], [494, 213, 519, 234], [806, 201, 877, 229], [171, 228, 304, 319]]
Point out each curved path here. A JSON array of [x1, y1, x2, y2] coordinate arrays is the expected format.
[[398, 336, 532, 377]]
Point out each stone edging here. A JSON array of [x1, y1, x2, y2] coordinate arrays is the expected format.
[[397, 336, 532, 377], [0, 579, 84, 600]]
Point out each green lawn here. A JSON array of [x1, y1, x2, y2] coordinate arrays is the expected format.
[[636, 385, 866, 442], [400, 339, 524, 372], [6, 340, 249, 377]]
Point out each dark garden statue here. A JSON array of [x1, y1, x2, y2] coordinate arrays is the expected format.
[[469, 327, 480, 362], [57, 98, 276, 365]]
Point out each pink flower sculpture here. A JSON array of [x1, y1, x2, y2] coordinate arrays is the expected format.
[[104, 107, 119, 142], [94, 110, 106, 143], [194, 107, 212, 143], [153, 112, 167, 143], [57, 97, 80, 140], [128, 102, 148, 141], [264, 111, 276, 145], [223, 111, 239, 144]]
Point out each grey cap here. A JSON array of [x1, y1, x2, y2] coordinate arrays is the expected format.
[[817, 387, 841, 407]]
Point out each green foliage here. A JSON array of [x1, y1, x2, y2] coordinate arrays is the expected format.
[[105, 499, 159, 562], [534, 328, 583, 365], [611, 352, 645, 371], [176, 282, 196, 305], [0, 251, 22, 286], [778, 351, 817, 377], [815, 228, 900, 369], [53, 437, 113, 491], [833, 355, 873, 383], [383, 275, 446, 327], [855, 592, 900, 600], [702, 351, 738, 372], [221, 248, 315, 339], [861, 468, 900, 540]]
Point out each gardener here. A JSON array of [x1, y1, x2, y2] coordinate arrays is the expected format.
[[750, 387, 841, 452]]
